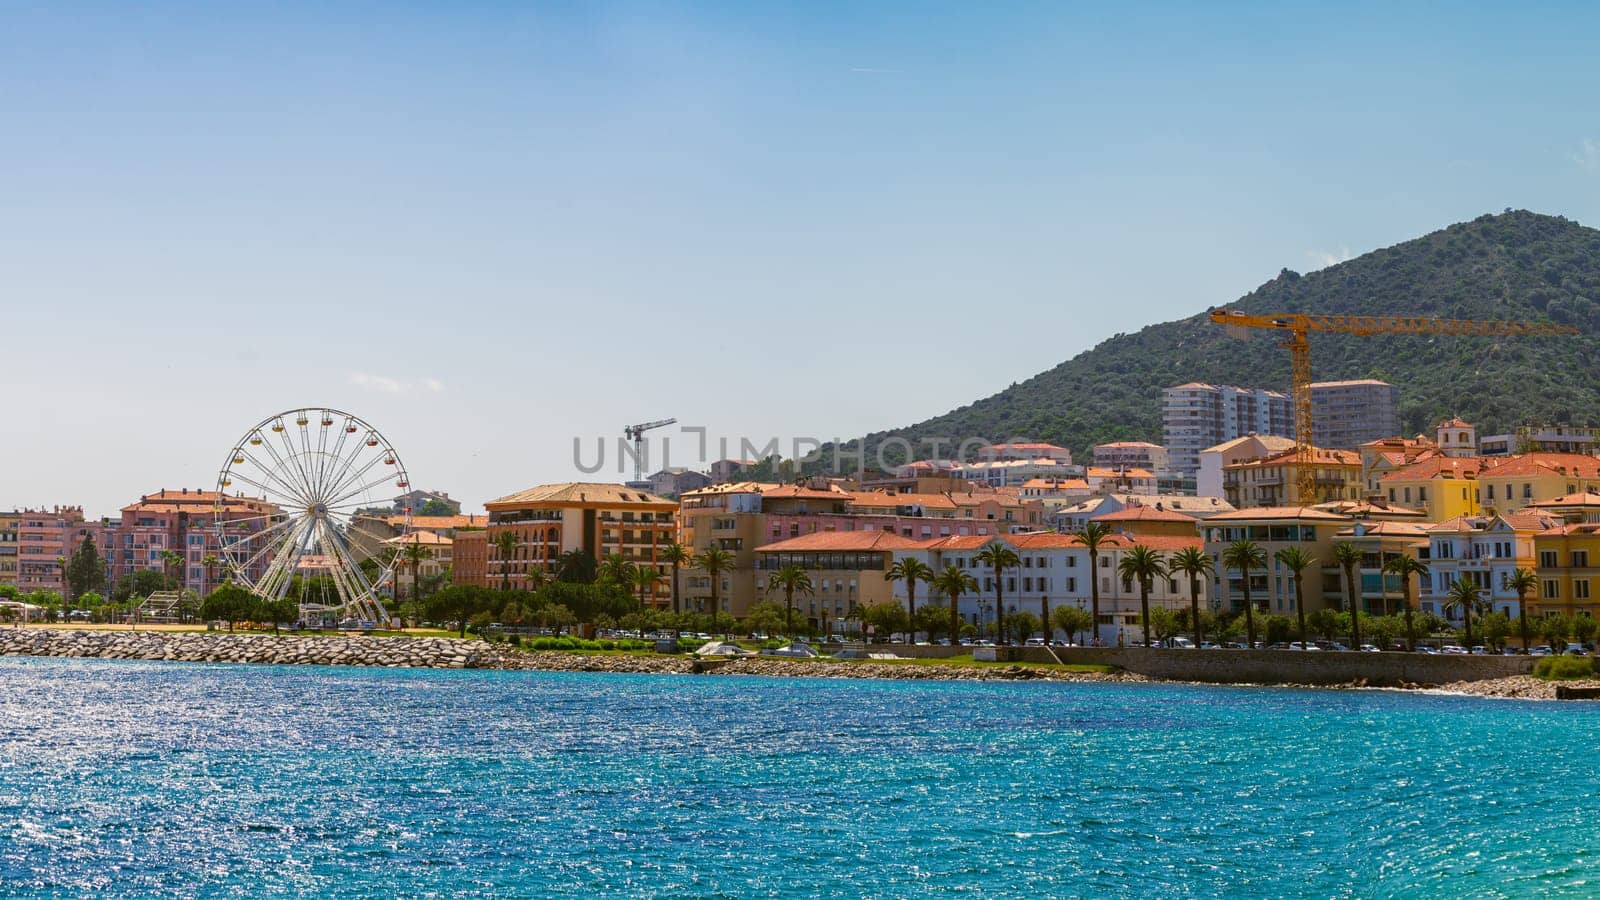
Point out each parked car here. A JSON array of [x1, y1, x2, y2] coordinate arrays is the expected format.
[[1469, 646, 1490, 655], [1197, 642, 1221, 650], [1414, 645, 1439, 654], [1287, 642, 1321, 651], [1359, 644, 1382, 653], [1565, 644, 1589, 656], [1440, 645, 1468, 655], [1223, 642, 1250, 650], [1167, 636, 1195, 649], [1024, 637, 1047, 647], [1531, 645, 1554, 656]]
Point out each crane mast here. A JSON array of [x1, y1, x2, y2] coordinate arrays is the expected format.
[[1209, 309, 1579, 504], [623, 418, 677, 484]]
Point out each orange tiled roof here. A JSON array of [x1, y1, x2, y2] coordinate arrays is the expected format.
[[1091, 505, 1196, 523], [1335, 521, 1429, 538], [386, 514, 487, 529], [1380, 456, 1488, 482], [1203, 506, 1350, 522], [1481, 453, 1600, 479], [1225, 448, 1360, 470], [754, 531, 931, 552], [381, 530, 452, 546]]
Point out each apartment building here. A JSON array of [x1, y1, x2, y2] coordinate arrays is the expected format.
[[1091, 441, 1170, 473], [382, 530, 453, 600], [115, 489, 282, 595], [753, 531, 922, 633], [1477, 453, 1600, 515], [1200, 507, 1411, 618], [1479, 425, 1600, 457], [1379, 457, 1487, 521], [1418, 512, 1554, 623], [1222, 448, 1363, 509], [480, 482, 677, 603], [1196, 434, 1298, 499], [1532, 523, 1600, 619], [1308, 379, 1400, 449], [0, 512, 18, 588], [1163, 383, 1293, 477]]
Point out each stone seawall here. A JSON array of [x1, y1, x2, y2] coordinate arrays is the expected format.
[[0, 629, 514, 669]]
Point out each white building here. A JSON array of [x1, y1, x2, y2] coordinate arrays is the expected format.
[[1163, 383, 1293, 477], [1418, 512, 1556, 624], [1196, 434, 1298, 500]]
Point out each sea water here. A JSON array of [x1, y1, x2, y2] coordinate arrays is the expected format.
[[0, 656, 1595, 897]]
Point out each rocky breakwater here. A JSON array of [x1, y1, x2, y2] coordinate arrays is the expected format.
[[0, 629, 516, 669]]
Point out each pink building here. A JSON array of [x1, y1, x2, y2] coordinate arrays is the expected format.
[[114, 489, 282, 595]]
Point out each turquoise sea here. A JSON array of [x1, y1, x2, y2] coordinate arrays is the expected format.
[[0, 657, 1596, 898]]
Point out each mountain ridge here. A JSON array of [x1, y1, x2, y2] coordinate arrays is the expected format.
[[834, 209, 1600, 468]]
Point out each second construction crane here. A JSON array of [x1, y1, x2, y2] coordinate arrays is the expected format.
[[1210, 310, 1580, 503], [624, 418, 676, 484]]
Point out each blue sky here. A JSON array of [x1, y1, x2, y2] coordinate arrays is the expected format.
[[4, 2, 1600, 516]]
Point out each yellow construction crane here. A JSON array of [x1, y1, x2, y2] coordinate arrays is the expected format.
[[1209, 309, 1580, 503]]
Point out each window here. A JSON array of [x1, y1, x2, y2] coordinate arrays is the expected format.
[[1577, 551, 1591, 568], [1544, 579, 1560, 599], [1541, 550, 1559, 568], [1488, 484, 1496, 501], [1524, 484, 1533, 499], [1579, 580, 1592, 601]]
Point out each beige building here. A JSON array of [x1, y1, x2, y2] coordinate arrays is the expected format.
[[1091, 441, 1169, 472], [1196, 434, 1298, 499], [480, 482, 677, 604], [1223, 448, 1363, 509], [382, 530, 453, 600], [1477, 453, 1600, 515]]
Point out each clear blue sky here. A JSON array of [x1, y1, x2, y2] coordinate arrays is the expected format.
[[4, 2, 1600, 516]]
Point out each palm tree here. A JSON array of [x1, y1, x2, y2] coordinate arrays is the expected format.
[[1221, 540, 1267, 648], [1275, 546, 1317, 648], [883, 556, 933, 640], [493, 530, 518, 591], [1333, 542, 1364, 649], [1444, 577, 1483, 648], [1382, 555, 1429, 652], [201, 554, 221, 594], [1169, 547, 1214, 645], [766, 564, 814, 636], [1508, 567, 1537, 652], [599, 553, 636, 588], [1116, 545, 1167, 647], [660, 542, 693, 618], [632, 565, 659, 609], [525, 566, 548, 593], [975, 542, 1022, 644], [159, 549, 184, 591], [1072, 522, 1114, 646], [397, 537, 435, 602], [931, 564, 978, 645], [697, 546, 734, 625], [556, 548, 596, 584]]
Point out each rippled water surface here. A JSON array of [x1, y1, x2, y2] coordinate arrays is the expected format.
[[1, 657, 1597, 897]]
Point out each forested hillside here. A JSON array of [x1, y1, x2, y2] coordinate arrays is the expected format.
[[830, 210, 1600, 468]]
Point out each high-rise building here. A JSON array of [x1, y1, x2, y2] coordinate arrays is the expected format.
[[1162, 383, 1293, 476], [1308, 379, 1400, 449]]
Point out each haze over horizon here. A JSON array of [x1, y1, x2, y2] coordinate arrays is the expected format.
[[6, 2, 1600, 517]]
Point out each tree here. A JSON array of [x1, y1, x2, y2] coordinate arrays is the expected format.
[[1480, 611, 1512, 651], [1146, 606, 1180, 645], [931, 565, 978, 646], [697, 546, 734, 621], [632, 565, 659, 609], [426, 585, 490, 637], [1071, 523, 1114, 647], [493, 530, 518, 591], [201, 554, 221, 592], [160, 549, 184, 590], [743, 601, 789, 638], [200, 583, 257, 632], [660, 542, 693, 621], [1004, 610, 1042, 643], [113, 569, 168, 604], [1117, 544, 1167, 648], [883, 556, 934, 640], [860, 601, 911, 642], [556, 548, 597, 584], [1382, 555, 1429, 652], [1541, 614, 1570, 651], [417, 498, 454, 517], [1507, 567, 1538, 652], [398, 537, 435, 602], [1333, 542, 1364, 649], [1274, 546, 1317, 648], [1050, 605, 1094, 645], [1444, 578, 1483, 647], [912, 604, 952, 642], [598, 553, 636, 588], [975, 542, 1022, 644], [765, 564, 814, 636], [1222, 540, 1267, 648], [1571, 613, 1597, 647], [66, 535, 105, 602], [1169, 546, 1214, 645], [1309, 608, 1342, 643], [259, 597, 298, 634]]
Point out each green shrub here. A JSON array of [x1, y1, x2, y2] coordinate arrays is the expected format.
[[1534, 656, 1598, 680]]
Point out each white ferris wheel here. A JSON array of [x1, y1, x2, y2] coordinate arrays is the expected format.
[[215, 408, 412, 626]]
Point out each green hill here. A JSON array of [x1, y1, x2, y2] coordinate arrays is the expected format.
[[836, 210, 1600, 468]]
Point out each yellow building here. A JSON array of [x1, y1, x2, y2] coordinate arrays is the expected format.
[[1223, 448, 1363, 509], [1200, 507, 1354, 617], [1532, 523, 1600, 618], [753, 531, 926, 632], [1379, 456, 1486, 522], [1479, 454, 1600, 515]]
